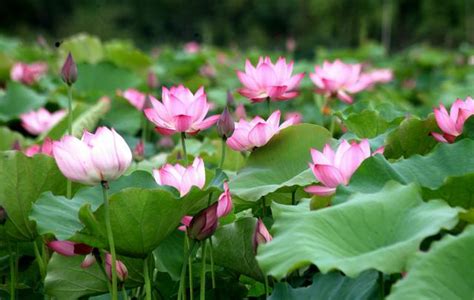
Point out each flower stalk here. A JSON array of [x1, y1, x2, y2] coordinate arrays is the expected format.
[[200, 241, 207, 300], [102, 181, 118, 300], [144, 255, 152, 300]]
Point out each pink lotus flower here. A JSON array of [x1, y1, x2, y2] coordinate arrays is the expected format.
[[226, 110, 296, 151], [187, 202, 219, 241], [235, 104, 247, 120], [432, 97, 474, 143], [253, 219, 272, 253], [184, 41, 200, 54], [144, 85, 219, 135], [358, 68, 394, 89], [20, 108, 66, 135], [305, 140, 384, 196], [153, 157, 205, 196], [237, 56, 305, 102], [285, 111, 303, 124], [105, 253, 128, 282], [53, 127, 132, 185], [310, 60, 368, 104], [122, 88, 147, 110], [10, 62, 48, 85], [48, 241, 96, 268], [24, 138, 53, 157]]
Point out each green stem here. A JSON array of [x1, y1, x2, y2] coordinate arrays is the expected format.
[[264, 276, 269, 298], [329, 116, 337, 137], [98, 253, 112, 293], [200, 241, 207, 300], [66, 85, 73, 199], [261, 196, 266, 217], [207, 192, 213, 207], [33, 240, 46, 279], [122, 286, 128, 300], [219, 139, 226, 169], [181, 132, 188, 165], [8, 241, 16, 300], [209, 239, 216, 289], [379, 272, 385, 299], [186, 235, 194, 300], [144, 255, 152, 300], [291, 190, 296, 206], [102, 182, 118, 300], [178, 240, 197, 300], [266, 97, 271, 116]]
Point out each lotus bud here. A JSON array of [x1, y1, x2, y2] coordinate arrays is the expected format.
[[61, 52, 78, 86], [105, 253, 128, 282], [0, 206, 7, 225], [147, 71, 159, 90], [253, 219, 272, 254], [133, 140, 145, 161], [216, 107, 235, 140], [188, 202, 219, 241]]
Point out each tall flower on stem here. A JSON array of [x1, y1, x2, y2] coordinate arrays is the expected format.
[[216, 107, 235, 168], [52, 126, 132, 300], [305, 139, 383, 196], [431, 97, 474, 143]]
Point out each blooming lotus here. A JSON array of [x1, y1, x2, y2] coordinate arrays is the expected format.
[[226, 110, 295, 151], [24, 138, 53, 157], [20, 108, 66, 135], [10, 62, 48, 85], [253, 219, 272, 253], [358, 68, 393, 90], [122, 88, 147, 110], [53, 127, 132, 185], [48, 241, 96, 268], [153, 157, 205, 196], [310, 60, 367, 104], [144, 85, 219, 135], [305, 140, 384, 196], [237, 56, 304, 102], [432, 97, 474, 143]]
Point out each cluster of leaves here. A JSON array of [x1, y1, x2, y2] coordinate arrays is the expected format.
[[0, 33, 473, 299]]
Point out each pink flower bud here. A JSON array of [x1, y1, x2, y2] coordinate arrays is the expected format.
[[188, 202, 219, 241], [253, 219, 272, 253], [133, 140, 145, 161], [217, 182, 232, 218], [105, 253, 128, 282], [234, 104, 247, 120], [0, 206, 7, 225], [216, 107, 235, 140], [24, 138, 54, 157], [61, 52, 78, 86]]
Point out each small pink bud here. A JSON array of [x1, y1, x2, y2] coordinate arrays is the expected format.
[[105, 253, 128, 282], [0, 206, 7, 225], [158, 136, 174, 149], [188, 202, 219, 241], [61, 52, 78, 86], [147, 71, 159, 90], [253, 219, 272, 254], [216, 182, 232, 218], [133, 140, 145, 161], [216, 107, 235, 140]]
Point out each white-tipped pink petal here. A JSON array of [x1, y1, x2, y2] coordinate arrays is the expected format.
[[304, 185, 337, 196]]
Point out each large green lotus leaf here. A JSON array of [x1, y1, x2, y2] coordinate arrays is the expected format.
[[44, 253, 145, 300], [0, 126, 27, 150], [422, 173, 474, 209], [73, 183, 221, 258], [0, 151, 70, 241], [38, 98, 110, 141], [383, 115, 438, 159], [335, 139, 474, 203], [211, 217, 264, 281], [0, 81, 47, 121], [269, 270, 379, 300], [337, 109, 402, 139], [74, 63, 141, 98], [59, 33, 104, 64], [257, 183, 459, 280], [387, 225, 474, 300], [153, 230, 185, 280], [30, 171, 157, 240], [104, 40, 152, 71], [102, 96, 142, 135], [229, 124, 332, 202]]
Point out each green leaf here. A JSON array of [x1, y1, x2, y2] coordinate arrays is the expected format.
[[257, 183, 459, 280], [269, 270, 379, 300], [387, 225, 474, 300], [383, 115, 438, 159], [211, 217, 264, 281], [422, 174, 474, 209], [338, 109, 400, 139], [38, 98, 110, 141], [59, 33, 104, 64], [0, 152, 69, 241], [30, 171, 157, 240], [336, 139, 474, 203], [104, 40, 152, 71], [102, 96, 142, 135], [0, 82, 47, 121], [0, 127, 27, 150], [153, 230, 185, 280], [229, 124, 332, 202], [75, 63, 141, 98]]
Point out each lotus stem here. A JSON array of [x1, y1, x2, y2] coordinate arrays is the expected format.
[[8, 241, 16, 300], [144, 255, 152, 300], [219, 139, 226, 169], [66, 85, 73, 199], [209, 239, 216, 289], [122, 286, 128, 300], [266, 97, 271, 116], [264, 275, 269, 298], [33, 240, 46, 279], [200, 241, 207, 300], [379, 271, 385, 299], [186, 234, 194, 300], [102, 181, 118, 300], [181, 132, 188, 165], [178, 239, 197, 300]]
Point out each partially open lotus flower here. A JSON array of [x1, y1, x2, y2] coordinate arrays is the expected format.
[[253, 219, 272, 253], [187, 202, 219, 241], [237, 56, 305, 103], [305, 140, 384, 196], [226, 110, 296, 151], [20, 108, 66, 135], [105, 253, 128, 282], [216, 182, 233, 218], [153, 157, 206, 196], [48, 241, 96, 268], [10, 62, 48, 85], [310, 60, 368, 104], [144, 85, 219, 135], [53, 127, 132, 185], [24, 137, 54, 157], [432, 97, 474, 143]]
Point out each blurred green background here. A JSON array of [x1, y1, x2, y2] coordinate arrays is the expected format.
[[1, 0, 473, 56]]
